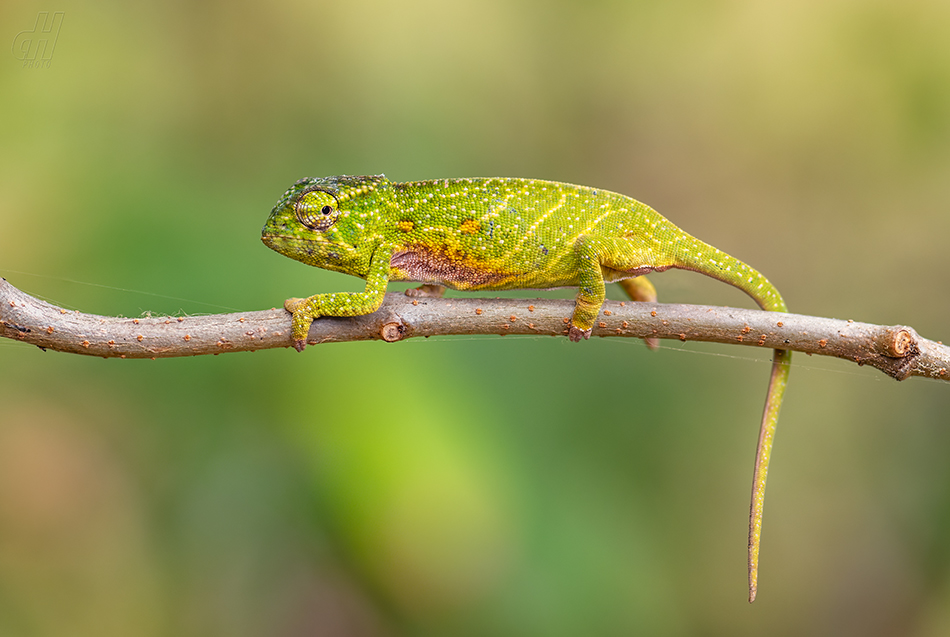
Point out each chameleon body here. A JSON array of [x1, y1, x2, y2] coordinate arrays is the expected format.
[[261, 175, 791, 601]]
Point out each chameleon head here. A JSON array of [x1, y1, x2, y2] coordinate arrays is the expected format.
[[261, 175, 389, 268]]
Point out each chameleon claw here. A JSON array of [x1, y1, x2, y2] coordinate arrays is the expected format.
[[568, 326, 591, 342], [293, 338, 307, 352]]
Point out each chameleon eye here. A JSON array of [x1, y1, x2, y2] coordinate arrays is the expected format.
[[295, 188, 339, 231]]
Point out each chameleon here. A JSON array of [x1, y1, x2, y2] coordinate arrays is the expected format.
[[261, 174, 791, 602]]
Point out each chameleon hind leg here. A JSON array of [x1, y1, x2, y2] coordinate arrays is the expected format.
[[569, 235, 655, 342], [617, 277, 660, 350]]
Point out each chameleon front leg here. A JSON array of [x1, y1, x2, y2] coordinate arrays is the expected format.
[[284, 245, 394, 351]]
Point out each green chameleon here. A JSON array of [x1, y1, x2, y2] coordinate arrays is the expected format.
[[261, 174, 791, 602]]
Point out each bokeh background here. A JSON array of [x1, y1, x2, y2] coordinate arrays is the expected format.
[[2, 1, 949, 635]]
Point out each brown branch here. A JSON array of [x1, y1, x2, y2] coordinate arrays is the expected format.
[[1, 277, 948, 381]]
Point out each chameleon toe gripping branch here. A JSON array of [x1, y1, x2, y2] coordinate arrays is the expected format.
[[262, 175, 790, 601]]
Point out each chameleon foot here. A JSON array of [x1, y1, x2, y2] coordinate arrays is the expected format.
[[284, 297, 313, 352], [284, 297, 305, 312], [568, 326, 591, 342], [405, 284, 446, 298]]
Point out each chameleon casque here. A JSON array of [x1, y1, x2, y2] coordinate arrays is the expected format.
[[261, 174, 791, 602]]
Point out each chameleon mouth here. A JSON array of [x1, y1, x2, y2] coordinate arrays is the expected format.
[[261, 234, 314, 248], [261, 233, 309, 255], [262, 234, 350, 266]]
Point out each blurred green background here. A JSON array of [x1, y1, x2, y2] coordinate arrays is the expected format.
[[1, 1, 948, 635]]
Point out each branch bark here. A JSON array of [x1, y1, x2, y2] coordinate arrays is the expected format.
[[1, 277, 947, 382]]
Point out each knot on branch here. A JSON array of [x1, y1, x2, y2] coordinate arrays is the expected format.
[[876, 326, 921, 381], [380, 321, 406, 342]]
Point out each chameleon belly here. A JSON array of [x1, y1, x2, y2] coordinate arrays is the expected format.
[[389, 245, 516, 290]]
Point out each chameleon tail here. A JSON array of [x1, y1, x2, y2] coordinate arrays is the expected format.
[[665, 231, 791, 603], [748, 348, 791, 602]]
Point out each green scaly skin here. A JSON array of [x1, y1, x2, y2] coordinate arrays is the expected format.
[[261, 175, 791, 601]]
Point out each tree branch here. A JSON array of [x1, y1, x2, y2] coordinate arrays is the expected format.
[[1, 277, 947, 382]]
